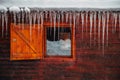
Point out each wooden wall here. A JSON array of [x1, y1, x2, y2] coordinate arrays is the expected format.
[[0, 11, 120, 80]]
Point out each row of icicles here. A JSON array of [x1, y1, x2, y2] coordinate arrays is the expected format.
[[0, 9, 120, 53]]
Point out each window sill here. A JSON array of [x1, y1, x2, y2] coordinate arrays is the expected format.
[[44, 56, 75, 62]]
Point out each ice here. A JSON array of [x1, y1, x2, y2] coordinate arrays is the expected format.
[[102, 12, 106, 54], [119, 13, 120, 38], [98, 11, 101, 48], [33, 13, 36, 28], [76, 13, 80, 33], [37, 12, 41, 32], [57, 13, 60, 40], [13, 13, 17, 24], [10, 6, 20, 25], [40, 12, 44, 34], [114, 13, 117, 32], [94, 11, 96, 46], [0, 0, 120, 8], [53, 12, 56, 41], [21, 9, 25, 29], [24, 7, 30, 12], [61, 11, 64, 23], [47, 39, 71, 56], [5, 14, 8, 37], [23, 7, 30, 28], [61, 11, 64, 32], [90, 12, 93, 47], [0, 8, 119, 54], [81, 12, 84, 41], [85, 11, 88, 36], [111, 12, 116, 33], [17, 13, 21, 28], [45, 11, 48, 21], [73, 12, 76, 38], [28, 13, 32, 40], [1, 14, 5, 37], [50, 11, 53, 36], [65, 12, 68, 23], [9, 6, 20, 12], [0, 6, 7, 12], [69, 12, 72, 30], [0, 6, 7, 38], [106, 12, 109, 46]]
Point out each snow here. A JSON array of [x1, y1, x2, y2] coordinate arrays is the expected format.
[[47, 39, 71, 56], [9, 6, 20, 12], [0, 6, 7, 12], [0, 0, 120, 8], [24, 7, 30, 12]]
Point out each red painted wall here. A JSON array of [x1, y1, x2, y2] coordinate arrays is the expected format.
[[0, 12, 120, 80]]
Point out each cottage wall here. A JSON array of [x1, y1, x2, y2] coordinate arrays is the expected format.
[[0, 11, 120, 80]]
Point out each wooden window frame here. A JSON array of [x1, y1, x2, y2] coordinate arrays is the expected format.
[[10, 23, 76, 61], [43, 22, 76, 60]]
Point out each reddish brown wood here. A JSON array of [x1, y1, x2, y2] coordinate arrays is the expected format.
[[43, 23, 76, 60], [10, 23, 43, 60]]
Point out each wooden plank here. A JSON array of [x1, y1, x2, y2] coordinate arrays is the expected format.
[[10, 23, 43, 60]]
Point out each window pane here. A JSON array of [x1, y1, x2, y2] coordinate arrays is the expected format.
[[46, 27, 71, 56]]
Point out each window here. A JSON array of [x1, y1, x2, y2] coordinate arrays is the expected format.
[[44, 23, 75, 58]]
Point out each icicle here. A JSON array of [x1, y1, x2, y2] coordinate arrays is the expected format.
[[40, 12, 44, 35], [21, 8, 25, 29], [13, 12, 17, 25], [106, 12, 109, 47], [25, 11, 27, 24], [45, 11, 48, 21], [73, 12, 76, 43], [86, 11, 88, 36], [50, 11, 53, 36], [65, 12, 68, 23], [61, 11, 64, 32], [69, 12, 72, 33], [102, 12, 106, 55], [90, 12, 93, 47], [33, 13, 36, 28], [24, 7, 30, 13], [61, 11, 64, 23], [76, 12, 80, 32], [98, 11, 101, 49], [114, 13, 117, 32], [119, 13, 120, 38], [24, 7, 30, 24], [77, 12, 80, 24], [53, 11, 56, 41], [17, 13, 21, 24], [29, 13, 32, 41], [17, 12, 21, 28], [10, 6, 20, 25], [41, 12, 44, 59], [37, 12, 41, 33], [81, 12, 84, 41], [2, 13, 5, 38], [5, 13, 8, 37], [94, 11, 97, 46], [57, 13, 60, 40], [0, 14, 1, 36], [0, 12, 2, 26], [111, 12, 115, 33]]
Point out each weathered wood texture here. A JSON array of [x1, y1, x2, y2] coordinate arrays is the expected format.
[[10, 24, 43, 60], [0, 12, 120, 80]]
